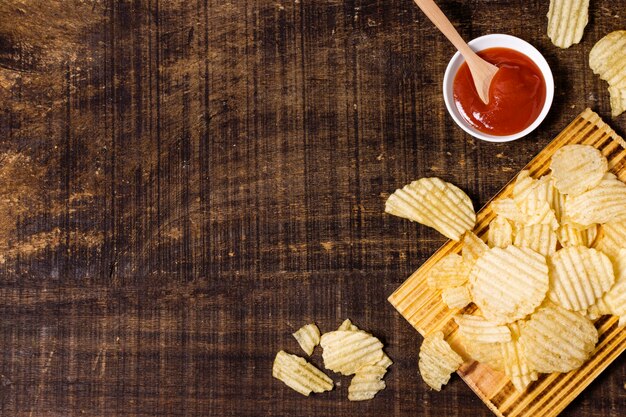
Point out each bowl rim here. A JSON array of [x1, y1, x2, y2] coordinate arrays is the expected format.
[[442, 34, 555, 143]]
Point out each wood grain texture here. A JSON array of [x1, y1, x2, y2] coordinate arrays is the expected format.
[[388, 109, 626, 417], [0, 1, 624, 416]]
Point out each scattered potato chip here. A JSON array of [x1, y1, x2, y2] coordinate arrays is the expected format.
[[321, 330, 384, 376], [338, 319, 360, 332], [550, 145, 608, 196], [454, 314, 512, 343], [272, 350, 334, 396], [514, 224, 558, 256], [519, 304, 598, 373], [501, 322, 538, 392], [427, 253, 469, 289], [565, 173, 626, 226], [547, 0, 589, 48], [292, 323, 321, 356], [590, 31, 626, 117], [597, 248, 626, 318], [462, 231, 489, 266], [548, 246, 615, 311], [442, 285, 472, 309], [460, 336, 504, 371], [608, 85, 626, 118], [470, 246, 549, 324], [375, 352, 393, 369], [385, 178, 476, 241], [557, 223, 598, 248], [418, 331, 463, 391], [488, 216, 513, 248], [491, 198, 527, 224], [595, 220, 626, 260], [348, 365, 387, 401]]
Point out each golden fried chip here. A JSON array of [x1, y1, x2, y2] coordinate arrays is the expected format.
[[547, 0, 589, 48], [348, 365, 387, 401], [272, 350, 334, 396], [427, 253, 469, 289], [548, 246, 615, 311], [550, 145, 608, 196], [375, 352, 393, 369], [470, 246, 549, 324], [557, 223, 598, 248], [454, 314, 511, 343], [337, 319, 360, 332], [609, 85, 626, 117], [321, 330, 384, 376], [460, 336, 504, 371], [512, 170, 536, 204], [597, 248, 626, 318], [418, 331, 463, 391], [519, 304, 598, 373], [595, 220, 626, 260], [292, 323, 321, 356], [514, 224, 558, 257], [385, 178, 476, 241], [442, 285, 472, 309], [501, 322, 538, 392], [491, 198, 527, 224], [565, 173, 626, 226], [462, 231, 489, 266], [488, 215, 513, 248], [590, 31, 626, 116]]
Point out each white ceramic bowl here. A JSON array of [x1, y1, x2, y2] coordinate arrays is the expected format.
[[443, 34, 554, 143]]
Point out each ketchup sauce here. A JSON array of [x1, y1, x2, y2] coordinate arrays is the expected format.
[[453, 48, 546, 136]]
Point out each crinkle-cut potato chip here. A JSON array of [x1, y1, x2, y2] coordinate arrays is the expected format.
[[375, 352, 393, 369], [488, 216, 513, 248], [385, 177, 476, 241], [470, 246, 549, 324], [460, 336, 504, 371], [348, 365, 387, 401], [272, 350, 334, 396], [491, 198, 527, 224], [519, 304, 598, 373], [513, 170, 536, 204], [462, 231, 489, 266], [550, 145, 608, 196], [595, 220, 626, 260], [454, 314, 511, 343], [565, 173, 626, 226], [321, 330, 384, 376], [557, 223, 598, 248], [589, 31, 626, 88], [514, 224, 558, 257], [597, 248, 626, 318], [609, 85, 626, 117], [337, 319, 360, 332], [427, 253, 469, 289], [548, 246, 615, 311], [442, 285, 472, 309], [501, 322, 538, 392], [292, 323, 321, 356], [516, 174, 554, 215], [547, 0, 589, 48], [418, 331, 463, 391], [521, 201, 559, 230], [552, 183, 566, 222]]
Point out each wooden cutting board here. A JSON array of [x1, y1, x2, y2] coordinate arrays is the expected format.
[[388, 108, 626, 417]]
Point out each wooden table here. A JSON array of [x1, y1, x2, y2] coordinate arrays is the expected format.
[[0, 1, 624, 416]]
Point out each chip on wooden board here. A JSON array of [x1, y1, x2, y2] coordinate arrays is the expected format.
[[547, 0, 589, 48], [550, 145, 607, 196], [272, 350, 334, 396], [385, 177, 476, 241], [455, 314, 511, 343], [501, 322, 538, 392], [427, 253, 469, 289], [442, 285, 472, 309], [461, 231, 489, 266], [487, 215, 513, 248], [514, 224, 558, 257], [460, 336, 504, 372], [565, 173, 626, 226], [292, 323, 321, 356], [418, 331, 463, 391]]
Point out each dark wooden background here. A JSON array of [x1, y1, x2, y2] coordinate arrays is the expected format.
[[0, 0, 624, 416]]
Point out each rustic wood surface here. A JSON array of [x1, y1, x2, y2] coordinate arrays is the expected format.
[[0, 1, 624, 416]]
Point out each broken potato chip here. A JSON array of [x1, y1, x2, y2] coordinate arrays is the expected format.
[[348, 365, 387, 401], [272, 350, 334, 396], [589, 30, 626, 117], [292, 323, 321, 356], [427, 253, 469, 289], [321, 330, 384, 376], [418, 331, 463, 391]]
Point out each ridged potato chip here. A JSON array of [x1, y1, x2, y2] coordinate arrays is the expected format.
[[454, 314, 511, 343], [514, 224, 558, 257], [462, 231, 489, 266], [501, 322, 538, 392], [547, 0, 589, 48], [597, 248, 626, 318], [608, 85, 626, 117], [385, 178, 476, 241], [375, 352, 393, 369], [491, 198, 527, 224], [595, 220, 626, 260], [470, 246, 549, 324], [321, 330, 384, 375], [589, 31, 626, 116], [548, 246, 615, 311], [565, 173, 626, 226], [488, 216, 513, 248], [272, 350, 334, 396], [442, 285, 472, 309], [512, 170, 535, 205], [348, 365, 387, 401], [519, 305, 598, 373], [550, 145, 608, 196], [337, 319, 360, 332], [427, 253, 469, 289], [418, 331, 463, 391], [557, 223, 598, 248], [292, 323, 321, 356], [460, 336, 504, 371]]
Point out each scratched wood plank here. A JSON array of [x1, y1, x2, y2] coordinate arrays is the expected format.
[[0, 1, 624, 416]]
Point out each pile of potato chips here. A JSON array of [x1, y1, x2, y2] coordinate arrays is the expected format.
[[272, 320, 392, 401], [386, 144, 626, 392]]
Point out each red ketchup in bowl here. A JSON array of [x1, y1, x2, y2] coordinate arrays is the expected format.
[[453, 47, 546, 136]]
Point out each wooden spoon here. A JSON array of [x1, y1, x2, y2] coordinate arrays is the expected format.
[[413, 0, 499, 104]]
